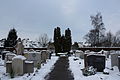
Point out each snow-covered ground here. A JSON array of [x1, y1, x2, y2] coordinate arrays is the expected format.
[[1, 53, 120, 80], [69, 56, 120, 80], [0, 56, 58, 80]]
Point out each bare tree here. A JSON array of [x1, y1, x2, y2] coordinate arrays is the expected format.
[[84, 12, 106, 47], [104, 31, 114, 47], [114, 30, 120, 47], [37, 33, 49, 47]]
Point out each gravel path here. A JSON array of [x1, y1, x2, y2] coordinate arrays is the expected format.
[[44, 56, 74, 80]]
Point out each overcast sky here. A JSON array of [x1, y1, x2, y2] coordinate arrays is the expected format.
[[0, 0, 120, 42]]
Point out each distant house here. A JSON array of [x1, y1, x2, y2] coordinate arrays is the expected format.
[[22, 38, 39, 48]]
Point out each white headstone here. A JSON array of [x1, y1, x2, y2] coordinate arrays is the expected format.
[[12, 55, 26, 76]]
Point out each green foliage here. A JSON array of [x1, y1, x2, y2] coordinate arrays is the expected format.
[[4, 28, 18, 47], [72, 42, 79, 50], [65, 28, 72, 52], [54, 27, 72, 54], [54, 27, 61, 53]]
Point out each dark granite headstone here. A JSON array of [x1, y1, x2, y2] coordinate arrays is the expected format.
[[118, 56, 120, 72], [87, 54, 105, 72], [2, 52, 6, 60]]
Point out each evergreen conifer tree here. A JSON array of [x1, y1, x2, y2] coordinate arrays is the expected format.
[[4, 28, 18, 47], [54, 27, 61, 54]]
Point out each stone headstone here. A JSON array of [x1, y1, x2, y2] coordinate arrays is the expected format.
[[41, 50, 47, 63], [46, 50, 51, 59], [6, 55, 34, 75], [25, 61, 34, 73], [12, 55, 26, 76], [80, 51, 84, 59], [6, 61, 12, 73], [4, 53, 16, 66], [111, 53, 119, 67], [84, 53, 88, 67], [118, 56, 120, 72], [24, 52, 41, 67], [87, 54, 106, 72], [75, 50, 80, 58], [75, 50, 84, 59]]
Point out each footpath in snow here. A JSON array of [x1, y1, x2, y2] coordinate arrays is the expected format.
[[69, 56, 120, 80], [45, 56, 74, 80]]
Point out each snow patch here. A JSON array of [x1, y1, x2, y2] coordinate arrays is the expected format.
[[12, 55, 26, 60]]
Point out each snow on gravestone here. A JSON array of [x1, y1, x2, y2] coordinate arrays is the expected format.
[[12, 55, 26, 76]]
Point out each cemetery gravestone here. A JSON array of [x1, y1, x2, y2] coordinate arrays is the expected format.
[[111, 53, 119, 67], [24, 52, 41, 67], [4, 53, 16, 66], [25, 61, 34, 73], [41, 50, 47, 63], [75, 50, 80, 58], [118, 56, 120, 71], [87, 54, 106, 72], [80, 51, 84, 59], [6, 61, 12, 73], [6, 55, 34, 75], [12, 55, 26, 76], [84, 53, 88, 67]]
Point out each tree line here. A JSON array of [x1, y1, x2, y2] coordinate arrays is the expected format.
[[2, 12, 120, 52], [84, 12, 120, 47], [3, 28, 50, 48]]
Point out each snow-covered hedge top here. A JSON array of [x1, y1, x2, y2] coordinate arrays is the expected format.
[[25, 61, 33, 63], [87, 54, 105, 57], [24, 51, 41, 54], [41, 50, 47, 51], [57, 53, 68, 55], [76, 50, 83, 53], [6, 53, 16, 56], [89, 51, 96, 54], [12, 55, 26, 60], [2, 51, 10, 54], [6, 61, 12, 63]]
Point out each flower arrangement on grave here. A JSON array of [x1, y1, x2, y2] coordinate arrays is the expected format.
[[81, 66, 97, 76]]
